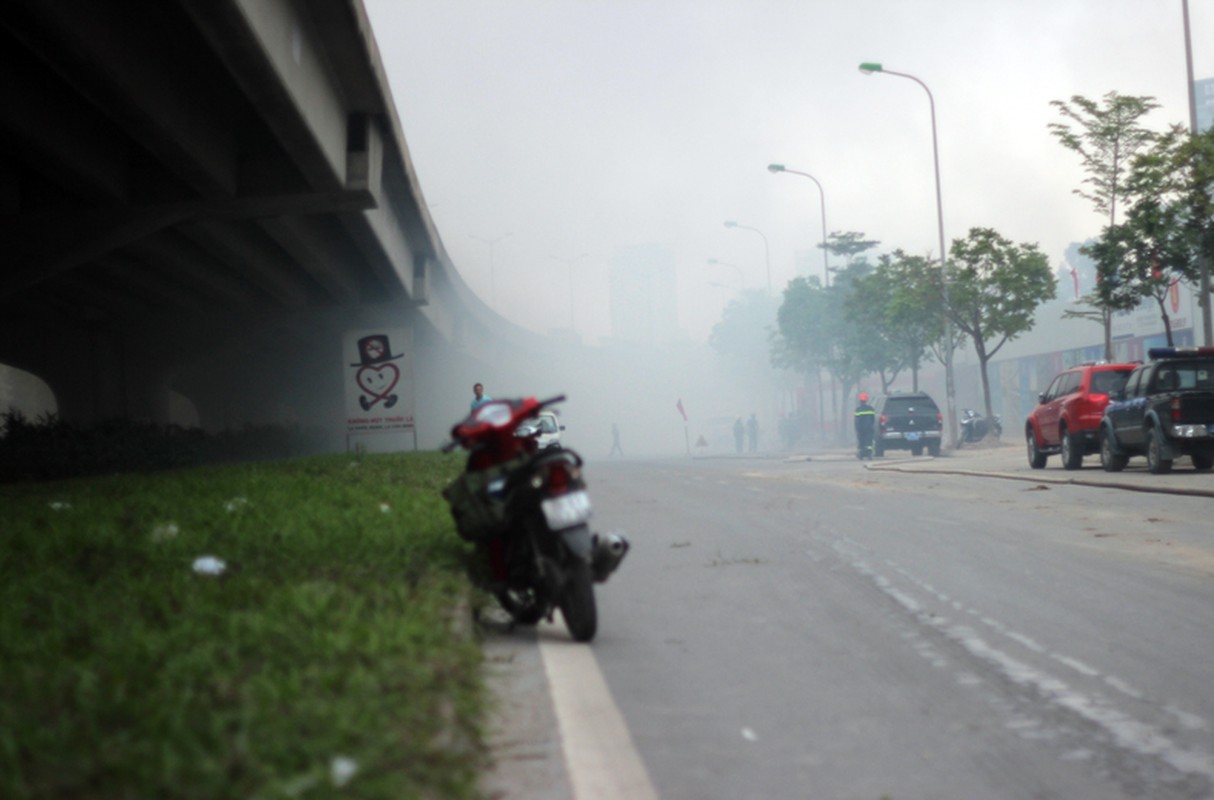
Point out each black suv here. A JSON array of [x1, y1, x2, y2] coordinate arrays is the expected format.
[[872, 392, 943, 457]]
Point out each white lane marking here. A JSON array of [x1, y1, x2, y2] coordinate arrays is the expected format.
[[539, 625, 659, 800], [835, 543, 1214, 784]]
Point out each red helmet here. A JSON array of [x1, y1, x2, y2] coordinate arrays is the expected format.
[[858, 392, 869, 402]]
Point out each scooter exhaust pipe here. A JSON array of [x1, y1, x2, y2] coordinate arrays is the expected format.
[[591, 531, 630, 583]]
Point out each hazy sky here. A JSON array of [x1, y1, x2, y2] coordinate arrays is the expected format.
[[363, 1, 1213, 345]]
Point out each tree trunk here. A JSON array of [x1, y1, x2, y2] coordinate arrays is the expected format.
[[1158, 296, 1174, 346]]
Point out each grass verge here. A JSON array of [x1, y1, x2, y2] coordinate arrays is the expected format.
[[0, 451, 488, 799]]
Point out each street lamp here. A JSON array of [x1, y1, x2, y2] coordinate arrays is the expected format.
[[1182, 0, 1213, 345], [470, 232, 512, 306], [707, 258, 745, 289], [551, 253, 587, 333], [723, 221, 772, 294], [767, 164, 830, 288], [859, 61, 958, 449]]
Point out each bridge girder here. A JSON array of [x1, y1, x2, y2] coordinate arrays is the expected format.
[[0, 0, 450, 434]]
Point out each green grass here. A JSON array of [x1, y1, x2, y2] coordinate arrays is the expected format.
[[0, 451, 490, 800]]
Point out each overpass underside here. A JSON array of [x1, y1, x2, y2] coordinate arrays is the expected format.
[[1, 0, 449, 443]]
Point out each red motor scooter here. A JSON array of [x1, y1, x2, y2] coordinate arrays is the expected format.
[[442, 395, 628, 642]]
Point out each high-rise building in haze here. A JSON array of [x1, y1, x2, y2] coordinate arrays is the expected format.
[[1197, 77, 1214, 133], [608, 244, 678, 346]]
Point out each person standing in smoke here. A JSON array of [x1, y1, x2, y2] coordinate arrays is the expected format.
[[854, 392, 876, 460], [471, 382, 491, 411]]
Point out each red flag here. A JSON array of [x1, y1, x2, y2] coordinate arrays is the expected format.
[[676, 398, 687, 422]]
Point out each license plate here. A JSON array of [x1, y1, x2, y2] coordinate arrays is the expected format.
[[905, 432, 920, 442], [542, 490, 592, 530]]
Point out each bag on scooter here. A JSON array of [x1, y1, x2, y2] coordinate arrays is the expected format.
[[442, 458, 523, 542]]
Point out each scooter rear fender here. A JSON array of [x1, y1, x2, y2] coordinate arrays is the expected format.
[[560, 523, 593, 561]]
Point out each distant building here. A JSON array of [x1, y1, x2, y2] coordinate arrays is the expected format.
[[608, 244, 678, 346], [1197, 77, 1214, 133]]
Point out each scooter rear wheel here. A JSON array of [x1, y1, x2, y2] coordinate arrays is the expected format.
[[559, 560, 597, 642]]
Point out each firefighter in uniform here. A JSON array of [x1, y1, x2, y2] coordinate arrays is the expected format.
[[854, 392, 876, 460]]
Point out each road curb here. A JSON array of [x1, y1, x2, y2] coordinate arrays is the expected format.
[[865, 461, 1214, 499]]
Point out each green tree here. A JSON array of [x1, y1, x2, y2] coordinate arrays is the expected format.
[[820, 231, 881, 267], [709, 288, 780, 360], [773, 233, 882, 442], [844, 251, 941, 392], [1049, 91, 1161, 358], [1087, 125, 1214, 345], [946, 228, 1056, 421], [1174, 125, 1214, 338], [772, 276, 836, 442]]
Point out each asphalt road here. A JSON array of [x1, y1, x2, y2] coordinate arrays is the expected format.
[[479, 444, 1214, 800]]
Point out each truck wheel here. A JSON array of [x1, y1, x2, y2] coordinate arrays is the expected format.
[[1060, 428, 1083, 471], [1099, 429, 1128, 472], [1146, 427, 1173, 475], [1026, 429, 1047, 469], [1192, 452, 1214, 471]]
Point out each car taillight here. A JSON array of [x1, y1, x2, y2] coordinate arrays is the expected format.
[[936, 412, 943, 429], [879, 414, 888, 431], [1172, 397, 1182, 422]]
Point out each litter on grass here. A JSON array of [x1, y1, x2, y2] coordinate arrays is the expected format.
[[330, 756, 359, 787], [192, 555, 227, 576]]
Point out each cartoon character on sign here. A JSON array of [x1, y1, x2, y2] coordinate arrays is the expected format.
[[351, 334, 402, 411]]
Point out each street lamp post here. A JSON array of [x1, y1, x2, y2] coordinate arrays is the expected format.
[[859, 61, 958, 449], [1182, 0, 1213, 346], [767, 164, 830, 288], [470, 232, 512, 307], [723, 221, 772, 294]]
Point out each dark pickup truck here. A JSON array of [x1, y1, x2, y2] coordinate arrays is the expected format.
[[1099, 347, 1214, 474], [872, 391, 943, 457]]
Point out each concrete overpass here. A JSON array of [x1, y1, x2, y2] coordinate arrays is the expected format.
[[0, 0, 515, 448]]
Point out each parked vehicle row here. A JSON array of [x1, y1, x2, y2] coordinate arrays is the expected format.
[[1025, 361, 1136, 470], [1025, 348, 1214, 474]]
